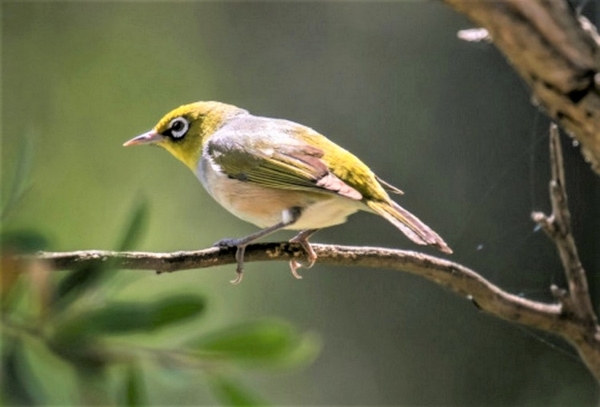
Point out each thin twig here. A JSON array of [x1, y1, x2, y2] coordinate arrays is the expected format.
[[531, 125, 596, 324], [530, 124, 600, 381]]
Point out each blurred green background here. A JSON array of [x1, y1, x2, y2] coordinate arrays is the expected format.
[[3, 1, 600, 405]]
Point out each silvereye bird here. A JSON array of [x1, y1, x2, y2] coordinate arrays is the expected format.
[[124, 101, 452, 283]]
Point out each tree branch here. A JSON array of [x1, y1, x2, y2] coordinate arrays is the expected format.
[[24, 238, 597, 381], [443, 0, 600, 176], [531, 124, 600, 378], [32, 244, 563, 332], [440, 0, 600, 382]]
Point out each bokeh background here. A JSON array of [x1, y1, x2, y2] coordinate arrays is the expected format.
[[3, 1, 600, 405]]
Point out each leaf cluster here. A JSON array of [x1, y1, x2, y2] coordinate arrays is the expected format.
[[1, 147, 320, 405]]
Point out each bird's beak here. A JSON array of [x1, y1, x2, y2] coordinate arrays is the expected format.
[[123, 130, 164, 147]]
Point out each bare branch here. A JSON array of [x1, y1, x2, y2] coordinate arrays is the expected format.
[[19, 240, 595, 381], [441, 0, 600, 379], [530, 124, 600, 379], [31, 244, 562, 331], [532, 125, 596, 323], [443, 0, 600, 175]]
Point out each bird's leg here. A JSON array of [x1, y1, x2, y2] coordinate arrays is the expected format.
[[289, 229, 320, 279], [213, 207, 303, 284]]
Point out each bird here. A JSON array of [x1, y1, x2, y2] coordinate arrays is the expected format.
[[124, 101, 452, 283]]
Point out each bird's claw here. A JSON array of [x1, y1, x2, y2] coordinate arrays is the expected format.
[[230, 268, 244, 285], [230, 245, 247, 285], [219, 228, 318, 283], [288, 232, 318, 279], [212, 239, 246, 283], [289, 260, 304, 279], [288, 253, 317, 279]]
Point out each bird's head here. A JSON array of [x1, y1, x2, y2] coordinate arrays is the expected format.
[[124, 101, 246, 170]]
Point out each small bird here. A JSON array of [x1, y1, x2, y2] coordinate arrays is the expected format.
[[124, 101, 452, 283]]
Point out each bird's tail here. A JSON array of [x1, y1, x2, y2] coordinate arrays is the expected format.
[[367, 200, 452, 254]]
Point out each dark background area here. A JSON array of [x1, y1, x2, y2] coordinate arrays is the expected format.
[[3, 2, 600, 405]]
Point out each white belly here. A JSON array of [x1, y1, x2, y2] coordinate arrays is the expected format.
[[196, 157, 363, 230]]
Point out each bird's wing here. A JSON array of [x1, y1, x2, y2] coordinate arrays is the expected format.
[[206, 128, 363, 200]]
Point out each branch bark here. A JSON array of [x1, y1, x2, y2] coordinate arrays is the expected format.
[[26, 241, 599, 379], [443, 0, 600, 175], [531, 124, 600, 380], [31, 244, 565, 334]]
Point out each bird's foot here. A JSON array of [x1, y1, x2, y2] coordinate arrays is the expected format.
[[288, 249, 317, 279], [213, 238, 246, 284], [213, 237, 242, 248], [288, 230, 318, 279], [229, 244, 247, 285]]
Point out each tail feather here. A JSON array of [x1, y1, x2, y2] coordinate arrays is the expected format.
[[367, 200, 452, 254]]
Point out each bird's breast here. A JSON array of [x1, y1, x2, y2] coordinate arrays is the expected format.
[[196, 156, 362, 229]]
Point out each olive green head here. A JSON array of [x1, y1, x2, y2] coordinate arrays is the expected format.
[[124, 101, 246, 170]]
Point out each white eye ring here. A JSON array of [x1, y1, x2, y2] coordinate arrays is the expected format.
[[168, 117, 189, 139]]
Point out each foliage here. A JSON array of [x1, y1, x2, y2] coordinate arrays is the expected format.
[[0, 149, 320, 405]]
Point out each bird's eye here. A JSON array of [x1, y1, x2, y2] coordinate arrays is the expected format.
[[168, 117, 189, 139]]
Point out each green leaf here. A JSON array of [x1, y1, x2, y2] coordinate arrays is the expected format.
[[270, 330, 321, 369], [60, 303, 150, 337], [1, 339, 42, 405], [52, 200, 149, 310], [56, 295, 206, 339], [148, 295, 207, 328], [123, 364, 145, 407], [208, 375, 268, 407], [190, 320, 321, 367], [1, 135, 34, 222], [116, 199, 149, 252], [195, 320, 295, 359], [52, 263, 106, 311], [0, 230, 49, 253]]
